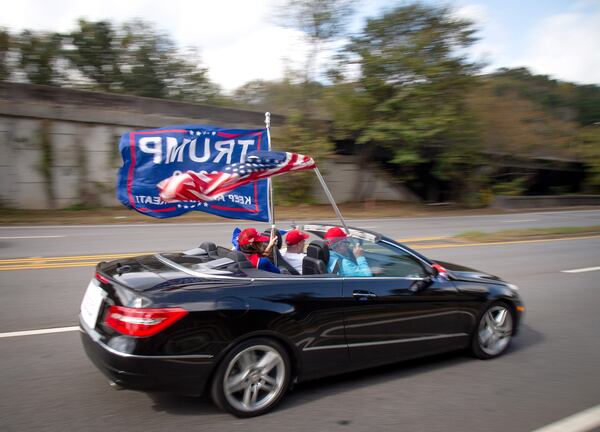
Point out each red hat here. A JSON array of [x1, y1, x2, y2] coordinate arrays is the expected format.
[[324, 226, 348, 244], [285, 229, 309, 246], [238, 228, 270, 246]]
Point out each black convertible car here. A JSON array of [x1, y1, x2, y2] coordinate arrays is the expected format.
[[80, 224, 524, 417]]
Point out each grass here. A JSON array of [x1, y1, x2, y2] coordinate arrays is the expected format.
[[455, 226, 600, 243], [0, 202, 503, 225], [0, 203, 598, 226]]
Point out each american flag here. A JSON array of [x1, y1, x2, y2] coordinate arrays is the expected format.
[[158, 151, 316, 202]]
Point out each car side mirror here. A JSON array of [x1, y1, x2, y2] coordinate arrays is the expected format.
[[411, 274, 434, 292], [430, 263, 449, 280]]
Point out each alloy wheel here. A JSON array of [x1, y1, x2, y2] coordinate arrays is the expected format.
[[223, 344, 286, 413], [478, 304, 513, 356]]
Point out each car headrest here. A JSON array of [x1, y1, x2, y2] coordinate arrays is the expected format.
[[307, 239, 329, 263], [263, 229, 283, 249], [199, 242, 218, 257], [226, 250, 254, 268]]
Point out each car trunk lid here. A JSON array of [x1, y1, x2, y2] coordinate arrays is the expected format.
[[98, 253, 250, 293]]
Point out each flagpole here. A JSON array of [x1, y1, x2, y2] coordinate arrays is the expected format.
[[265, 112, 275, 228], [314, 167, 350, 235], [265, 112, 278, 265]]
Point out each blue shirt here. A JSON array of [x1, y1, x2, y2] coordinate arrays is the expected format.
[[257, 257, 281, 273], [328, 251, 372, 277], [247, 253, 281, 274]]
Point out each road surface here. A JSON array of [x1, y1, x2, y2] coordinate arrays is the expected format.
[[1, 209, 599, 431]]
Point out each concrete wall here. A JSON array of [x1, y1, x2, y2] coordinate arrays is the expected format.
[[313, 157, 419, 204], [0, 82, 416, 209]]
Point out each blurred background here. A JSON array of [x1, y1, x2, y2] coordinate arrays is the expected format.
[[0, 0, 599, 212]]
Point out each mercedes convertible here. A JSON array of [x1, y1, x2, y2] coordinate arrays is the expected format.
[[80, 224, 524, 417]]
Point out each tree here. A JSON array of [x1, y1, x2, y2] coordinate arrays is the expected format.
[[490, 67, 600, 127], [118, 20, 219, 102], [17, 30, 64, 85], [0, 29, 10, 81], [468, 80, 579, 160], [336, 3, 483, 203], [4, 19, 220, 102], [575, 125, 600, 192], [66, 19, 122, 91], [276, 0, 355, 83], [272, 110, 333, 203]]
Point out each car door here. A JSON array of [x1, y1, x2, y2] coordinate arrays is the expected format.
[[342, 239, 468, 368]]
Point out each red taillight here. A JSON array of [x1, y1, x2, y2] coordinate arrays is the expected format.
[[95, 272, 110, 284], [104, 306, 188, 337]]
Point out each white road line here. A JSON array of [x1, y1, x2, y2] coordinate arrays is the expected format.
[[561, 266, 600, 273], [500, 219, 538, 223], [0, 235, 64, 239], [531, 404, 600, 432], [0, 326, 79, 338]]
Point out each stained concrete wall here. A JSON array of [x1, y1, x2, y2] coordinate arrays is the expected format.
[[314, 157, 419, 203], [0, 82, 417, 209]]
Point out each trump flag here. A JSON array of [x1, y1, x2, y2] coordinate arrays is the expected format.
[[116, 125, 271, 221]]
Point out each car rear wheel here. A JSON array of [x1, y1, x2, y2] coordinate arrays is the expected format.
[[471, 302, 514, 359], [211, 338, 291, 417]]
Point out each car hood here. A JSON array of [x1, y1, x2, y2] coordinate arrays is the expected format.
[[434, 260, 503, 283]]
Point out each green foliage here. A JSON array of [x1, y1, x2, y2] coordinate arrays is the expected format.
[[62, 202, 99, 211], [276, 0, 355, 42], [117, 20, 220, 102], [574, 126, 600, 192], [66, 20, 121, 91], [335, 3, 482, 202], [0, 29, 9, 80], [492, 177, 528, 196], [275, 0, 355, 82], [491, 67, 600, 127], [17, 30, 63, 85], [6, 19, 220, 103], [573, 85, 600, 126], [272, 111, 334, 203], [36, 121, 56, 208]]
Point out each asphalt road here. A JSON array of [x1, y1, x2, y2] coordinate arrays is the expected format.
[[0, 208, 599, 259], [1, 209, 599, 431]]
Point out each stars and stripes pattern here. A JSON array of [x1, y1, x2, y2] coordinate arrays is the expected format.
[[157, 151, 317, 202]]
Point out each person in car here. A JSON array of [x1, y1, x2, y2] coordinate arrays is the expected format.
[[282, 229, 310, 274], [324, 226, 372, 277], [237, 228, 281, 273]]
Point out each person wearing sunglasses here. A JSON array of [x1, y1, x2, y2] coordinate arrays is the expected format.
[[324, 227, 372, 277]]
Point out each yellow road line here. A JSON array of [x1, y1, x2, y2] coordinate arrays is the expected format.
[[0, 252, 147, 265], [1, 235, 599, 271], [396, 236, 448, 242], [0, 261, 101, 271]]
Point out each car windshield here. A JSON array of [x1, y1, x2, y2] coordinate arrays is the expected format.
[[358, 239, 428, 278]]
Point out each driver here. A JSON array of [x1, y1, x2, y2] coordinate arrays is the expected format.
[[324, 227, 372, 277]]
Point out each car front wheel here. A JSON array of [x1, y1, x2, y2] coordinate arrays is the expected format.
[[211, 338, 291, 417], [471, 302, 514, 359]]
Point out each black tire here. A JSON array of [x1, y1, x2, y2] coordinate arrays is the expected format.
[[210, 337, 291, 417], [471, 301, 515, 359]]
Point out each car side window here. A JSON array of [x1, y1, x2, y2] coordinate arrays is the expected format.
[[360, 241, 427, 278]]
